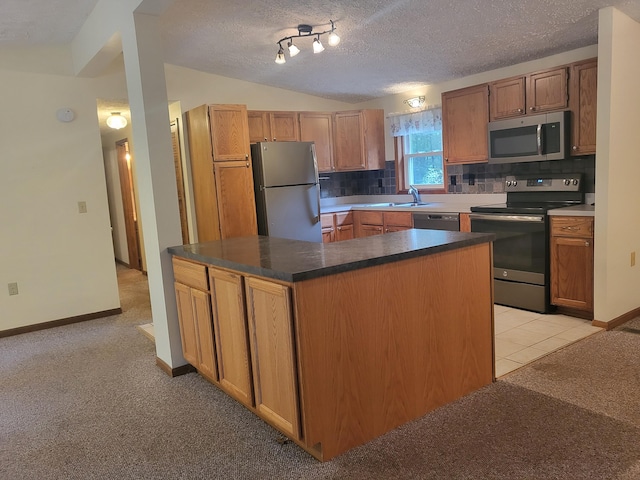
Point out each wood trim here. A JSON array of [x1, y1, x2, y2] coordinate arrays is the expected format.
[[155, 356, 196, 377], [593, 306, 640, 330], [0, 308, 122, 338]]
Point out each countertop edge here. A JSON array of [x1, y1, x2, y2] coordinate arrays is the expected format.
[[168, 232, 495, 283]]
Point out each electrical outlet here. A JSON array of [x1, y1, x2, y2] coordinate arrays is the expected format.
[[78, 201, 87, 214], [632, 251, 636, 267], [8, 282, 18, 296]]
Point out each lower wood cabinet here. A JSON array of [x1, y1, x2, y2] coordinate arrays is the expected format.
[[322, 212, 354, 243], [209, 268, 254, 407], [354, 210, 413, 237], [550, 216, 594, 316], [245, 277, 300, 439], [173, 258, 218, 383]]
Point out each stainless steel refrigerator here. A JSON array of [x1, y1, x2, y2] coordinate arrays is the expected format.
[[251, 141, 322, 242]]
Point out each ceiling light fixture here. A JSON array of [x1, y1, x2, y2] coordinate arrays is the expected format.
[[275, 20, 340, 64], [106, 112, 128, 129], [404, 96, 426, 109]]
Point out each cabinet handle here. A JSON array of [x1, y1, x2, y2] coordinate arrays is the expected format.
[[572, 146, 578, 151], [245, 154, 249, 160], [529, 106, 535, 111], [561, 226, 579, 231], [263, 137, 267, 141], [585, 241, 590, 247], [246, 162, 250, 167], [273, 138, 277, 141], [517, 108, 523, 113], [337, 227, 342, 231], [445, 158, 449, 162]]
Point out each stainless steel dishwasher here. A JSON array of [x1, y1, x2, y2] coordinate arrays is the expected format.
[[412, 212, 460, 231]]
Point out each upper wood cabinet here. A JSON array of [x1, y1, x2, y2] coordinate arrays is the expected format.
[[248, 111, 300, 142], [299, 112, 335, 172], [334, 109, 385, 171], [570, 58, 598, 156], [442, 84, 489, 164], [489, 67, 568, 121], [185, 104, 257, 243]]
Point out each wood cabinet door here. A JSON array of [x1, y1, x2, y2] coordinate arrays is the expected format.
[[247, 111, 271, 143], [299, 112, 335, 172], [526, 67, 568, 114], [209, 268, 254, 407], [361, 109, 386, 170], [270, 112, 300, 141], [245, 278, 300, 439], [191, 288, 218, 382], [459, 213, 471, 232], [570, 59, 598, 156], [209, 104, 251, 161], [213, 160, 258, 239], [334, 111, 366, 171], [550, 236, 594, 311], [489, 77, 526, 120], [186, 105, 221, 243], [442, 84, 489, 164], [174, 283, 200, 367], [321, 213, 335, 243], [335, 224, 354, 241]]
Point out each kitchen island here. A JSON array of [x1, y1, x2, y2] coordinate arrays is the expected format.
[[168, 230, 495, 461]]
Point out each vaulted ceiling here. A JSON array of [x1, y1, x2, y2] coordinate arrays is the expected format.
[[3, 0, 640, 104]]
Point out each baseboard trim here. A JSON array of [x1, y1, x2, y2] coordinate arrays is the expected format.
[[0, 308, 122, 338], [155, 356, 196, 377], [593, 306, 640, 330]]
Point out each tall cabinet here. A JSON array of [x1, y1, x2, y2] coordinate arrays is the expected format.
[[185, 104, 257, 242]]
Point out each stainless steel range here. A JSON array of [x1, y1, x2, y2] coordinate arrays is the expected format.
[[470, 174, 584, 313]]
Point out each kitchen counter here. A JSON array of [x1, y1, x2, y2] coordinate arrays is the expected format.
[[548, 204, 595, 217], [169, 232, 495, 461], [168, 230, 494, 283], [320, 193, 506, 215]]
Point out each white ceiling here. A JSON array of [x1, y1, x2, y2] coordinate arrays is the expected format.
[[3, 0, 640, 111]]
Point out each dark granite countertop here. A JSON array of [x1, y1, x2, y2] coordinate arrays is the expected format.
[[168, 230, 494, 283]]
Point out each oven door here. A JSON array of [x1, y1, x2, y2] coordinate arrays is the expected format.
[[469, 213, 547, 284]]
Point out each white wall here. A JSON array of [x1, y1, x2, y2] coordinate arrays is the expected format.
[[594, 8, 640, 323], [0, 68, 120, 330]]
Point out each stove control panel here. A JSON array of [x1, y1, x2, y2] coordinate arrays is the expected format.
[[505, 174, 582, 192]]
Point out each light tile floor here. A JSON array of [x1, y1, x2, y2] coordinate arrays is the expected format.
[[494, 304, 603, 377]]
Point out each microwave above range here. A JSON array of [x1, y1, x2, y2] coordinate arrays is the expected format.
[[488, 110, 570, 164]]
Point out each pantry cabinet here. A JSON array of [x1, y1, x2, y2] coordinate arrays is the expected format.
[[247, 111, 299, 142], [172, 258, 218, 383], [185, 104, 257, 242], [442, 84, 490, 164], [569, 58, 598, 156], [299, 112, 335, 172], [334, 109, 385, 171], [550, 216, 594, 316]]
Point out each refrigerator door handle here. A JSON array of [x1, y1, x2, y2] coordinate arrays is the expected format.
[[311, 143, 321, 224]]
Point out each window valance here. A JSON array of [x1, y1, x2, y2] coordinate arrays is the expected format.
[[389, 107, 442, 137]]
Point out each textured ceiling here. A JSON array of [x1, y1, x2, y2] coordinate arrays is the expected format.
[[3, 0, 640, 107]]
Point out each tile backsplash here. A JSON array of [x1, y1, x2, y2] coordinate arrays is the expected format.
[[319, 156, 595, 198]]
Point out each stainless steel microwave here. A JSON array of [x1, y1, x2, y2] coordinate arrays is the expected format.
[[488, 111, 570, 164]]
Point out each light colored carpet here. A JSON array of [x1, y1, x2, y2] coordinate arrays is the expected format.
[[1, 265, 639, 479]]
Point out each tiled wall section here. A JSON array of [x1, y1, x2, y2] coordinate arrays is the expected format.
[[319, 161, 396, 198], [320, 156, 595, 198]]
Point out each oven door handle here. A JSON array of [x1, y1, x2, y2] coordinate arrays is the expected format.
[[537, 123, 543, 155], [469, 213, 545, 223]]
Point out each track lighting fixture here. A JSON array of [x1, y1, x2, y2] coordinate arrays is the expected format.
[[275, 20, 340, 64]]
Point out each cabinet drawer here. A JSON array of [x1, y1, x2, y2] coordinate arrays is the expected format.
[[172, 257, 209, 290], [384, 211, 413, 228], [335, 211, 353, 226], [551, 217, 593, 238], [358, 211, 384, 225], [321, 213, 335, 229]]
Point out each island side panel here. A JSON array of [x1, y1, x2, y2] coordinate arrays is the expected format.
[[292, 242, 494, 461]]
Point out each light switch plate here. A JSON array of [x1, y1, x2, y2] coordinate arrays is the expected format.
[[78, 201, 87, 214], [8, 282, 18, 296]]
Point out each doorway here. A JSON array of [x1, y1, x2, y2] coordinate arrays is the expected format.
[[116, 139, 142, 270]]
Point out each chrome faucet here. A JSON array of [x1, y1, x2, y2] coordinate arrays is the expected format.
[[408, 185, 422, 204]]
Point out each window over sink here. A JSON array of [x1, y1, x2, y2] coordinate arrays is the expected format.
[[391, 107, 445, 193]]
